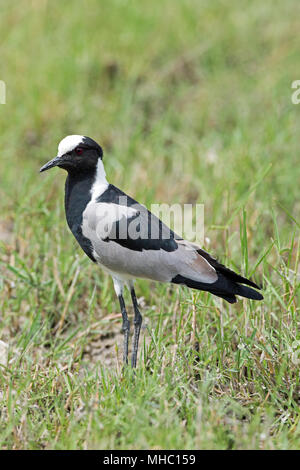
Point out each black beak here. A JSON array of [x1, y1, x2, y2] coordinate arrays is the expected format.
[[39, 156, 61, 173]]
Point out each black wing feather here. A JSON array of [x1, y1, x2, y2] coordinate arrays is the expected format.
[[97, 184, 180, 252]]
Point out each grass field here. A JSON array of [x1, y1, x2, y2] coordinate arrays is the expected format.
[[0, 0, 299, 450]]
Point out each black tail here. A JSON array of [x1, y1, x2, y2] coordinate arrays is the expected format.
[[196, 248, 261, 290], [172, 251, 263, 304]]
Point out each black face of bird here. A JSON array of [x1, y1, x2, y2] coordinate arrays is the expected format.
[[40, 147, 99, 174], [40, 136, 103, 174]]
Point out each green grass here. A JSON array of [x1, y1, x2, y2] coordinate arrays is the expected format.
[[0, 0, 299, 449]]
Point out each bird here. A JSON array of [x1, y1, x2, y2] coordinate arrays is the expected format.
[[40, 135, 263, 367]]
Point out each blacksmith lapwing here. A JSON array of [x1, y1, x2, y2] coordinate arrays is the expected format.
[[40, 135, 263, 367]]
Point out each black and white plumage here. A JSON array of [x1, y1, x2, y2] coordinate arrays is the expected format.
[[40, 135, 263, 367]]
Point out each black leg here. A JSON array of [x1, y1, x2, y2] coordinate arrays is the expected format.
[[130, 286, 143, 368], [118, 294, 130, 365]]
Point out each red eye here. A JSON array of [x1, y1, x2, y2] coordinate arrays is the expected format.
[[75, 147, 84, 155]]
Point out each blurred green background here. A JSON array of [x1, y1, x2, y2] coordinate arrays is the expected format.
[[0, 0, 299, 450]]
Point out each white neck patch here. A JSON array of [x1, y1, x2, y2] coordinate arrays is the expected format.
[[57, 135, 84, 157], [90, 159, 109, 200]]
